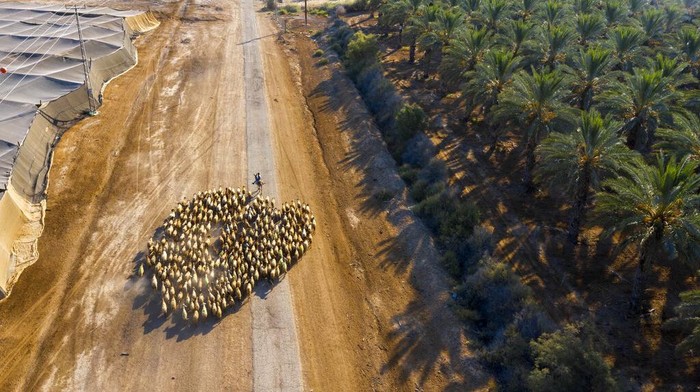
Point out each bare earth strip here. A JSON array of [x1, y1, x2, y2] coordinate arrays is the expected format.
[[0, 1, 481, 391], [241, 0, 304, 389]]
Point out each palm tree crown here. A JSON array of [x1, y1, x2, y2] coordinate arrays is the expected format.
[[463, 49, 522, 113], [536, 110, 640, 242], [595, 154, 700, 310], [655, 113, 700, 161], [600, 68, 687, 152], [494, 68, 576, 189], [565, 46, 615, 110]]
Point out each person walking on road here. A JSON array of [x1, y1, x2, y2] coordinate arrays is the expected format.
[[253, 172, 264, 194]]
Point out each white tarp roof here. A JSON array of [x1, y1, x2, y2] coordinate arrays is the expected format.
[[0, 2, 145, 193]]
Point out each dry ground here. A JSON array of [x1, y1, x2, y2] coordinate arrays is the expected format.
[[0, 1, 482, 391]]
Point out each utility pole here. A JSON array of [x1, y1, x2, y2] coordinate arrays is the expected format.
[[66, 4, 96, 115], [304, 0, 307, 25]]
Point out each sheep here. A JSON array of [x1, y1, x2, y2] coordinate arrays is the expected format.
[[141, 187, 315, 325]]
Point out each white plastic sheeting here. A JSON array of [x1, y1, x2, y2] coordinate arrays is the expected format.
[[0, 2, 158, 296]]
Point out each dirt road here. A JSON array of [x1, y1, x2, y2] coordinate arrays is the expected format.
[[0, 1, 482, 391], [241, 0, 304, 388]]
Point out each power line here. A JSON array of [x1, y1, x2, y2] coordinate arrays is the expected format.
[[0, 0, 112, 78], [0, 19, 77, 105], [0, 10, 75, 66], [66, 4, 96, 114], [0, 13, 76, 84], [0, 0, 117, 106]]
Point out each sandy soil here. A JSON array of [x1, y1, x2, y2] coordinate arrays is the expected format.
[[0, 1, 482, 391]]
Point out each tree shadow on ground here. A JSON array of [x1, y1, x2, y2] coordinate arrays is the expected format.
[[305, 58, 489, 389], [380, 297, 489, 390]]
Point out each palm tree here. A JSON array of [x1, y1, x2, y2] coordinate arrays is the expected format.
[[379, 0, 424, 47], [639, 9, 665, 44], [458, 0, 482, 14], [493, 68, 577, 189], [480, 0, 511, 33], [682, 0, 699, 15], [595, 154, 700, 311], [516, 0, 539, 20], [662, 4, 684, 34], [418, 6, 466, 73], [608, 25, 644, 71], [575, 13, 605, 46], [541, 0, 566, 31], [463, 50, 522, 149], [663, 286, 700, 355], [655, 113, 700, 160], [600, 68, 688, 152], [565, 47, 616, 111], [439, 27, 491, 87], [627, 0, 647, 16], [406, 4, 442, 63], [501, 19, 537, 58], [536, 111, 640, 243], [647, 53, 696, 89], [677, 27, 700, 77], [543, 25, 576, 70], [603, 0, 626, 26], [574, 0, 595, 14]]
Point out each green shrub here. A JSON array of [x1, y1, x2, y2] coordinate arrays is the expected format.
[[483, 325, 534, 391], [313, 49, 324, 57], [438, 200, 480, 256], [463, 225, 495, 273], [330, 43, 342, 54], [345, 0, 370, 12], [345, 0, 381, 13], [331, 25, 355, 55], [317, 58, 329, 66], [482, 304, 556, 391], [419, 158, 448, 183], [398, 164, 419, 185], [355, 65, 401, 127], [344, 31, 380, 78], [409, 178, 430, 202], [455, 258, 532, 342], [528, 324, 617, 392], [282, 4, 298, 13], [394, 103, 428, 146], [373, 189, 394, 202], [266, 0, 277, 11], [441, 250, 461, 279], [401, 134, 436, 167], [414, 187, 454, 231], [309, 8, 329, 17]]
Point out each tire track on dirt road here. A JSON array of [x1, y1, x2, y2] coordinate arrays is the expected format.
[[240, 0, 304, 390]]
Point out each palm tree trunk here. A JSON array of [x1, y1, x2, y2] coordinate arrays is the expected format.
[[567, 165, 591, 243], [630, 231, 659, 312], [630, 246, 649, 312], [423, 47, 433, 73], [523, 135, 538, 192], [409, 41, 416, 63], [580, 86, 593, 111]]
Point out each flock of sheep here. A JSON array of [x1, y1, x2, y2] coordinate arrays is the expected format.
[[139, 187, 315, 324]]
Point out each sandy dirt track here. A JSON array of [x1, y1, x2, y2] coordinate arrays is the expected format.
[[0, 1, 483, 391]]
